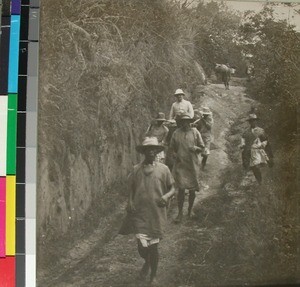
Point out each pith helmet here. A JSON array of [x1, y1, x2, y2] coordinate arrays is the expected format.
[[174, 89, 185, 96]]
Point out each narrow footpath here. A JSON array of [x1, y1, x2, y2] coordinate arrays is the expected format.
[[41, 80, 266, 287]]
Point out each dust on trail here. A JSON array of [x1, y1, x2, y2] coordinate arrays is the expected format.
[[40, 81, 255, 287]]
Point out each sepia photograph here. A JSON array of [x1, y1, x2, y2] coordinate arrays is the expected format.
[[37, 0, 299, 286]]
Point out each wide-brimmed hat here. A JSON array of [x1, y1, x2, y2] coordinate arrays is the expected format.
[[201, 107, 212, 115], [174, 89, 185, 96], [246, 114, 259, 121], [136, 137, 165, 154], [175, 112, 194, 122], [155, 112, 167, 122]]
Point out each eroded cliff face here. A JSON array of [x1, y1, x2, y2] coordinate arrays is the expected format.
[[37, 0, 206, 252]]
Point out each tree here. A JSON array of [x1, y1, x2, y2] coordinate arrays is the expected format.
[[192, 1, 245, 76], [239, 4, 300, 141]]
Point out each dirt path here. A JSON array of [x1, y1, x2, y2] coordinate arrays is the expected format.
[[41, 81, 257, 287]]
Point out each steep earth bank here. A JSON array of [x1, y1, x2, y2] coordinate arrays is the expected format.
[[37, 0, 207, 268]]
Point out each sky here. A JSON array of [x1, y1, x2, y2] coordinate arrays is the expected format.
[[225, 1, 300, 31], [185, 0, 300, 31]]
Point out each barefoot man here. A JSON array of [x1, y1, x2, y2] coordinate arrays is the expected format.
[[119, 137, 176, 285], [169, 113, 204, 222]]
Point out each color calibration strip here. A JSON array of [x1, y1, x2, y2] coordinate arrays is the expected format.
[[0, 0, 11, 259], [0, 0, 39, 286], [0, 1, 16, 286]]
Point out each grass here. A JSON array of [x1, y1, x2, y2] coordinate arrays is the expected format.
[[171, 112, 299, 286]]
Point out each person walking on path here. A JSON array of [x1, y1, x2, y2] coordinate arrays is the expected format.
[[240, 114, 270, 185], [169, 113, 204, 222], [119, 137, 176, 285], [145, 112, 169, 163], [194, 107, 214, 170], [215, 64, 231, 90], [169, 89, 194, 121]]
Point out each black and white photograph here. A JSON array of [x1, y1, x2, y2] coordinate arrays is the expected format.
[[37, 0, 299, 286]]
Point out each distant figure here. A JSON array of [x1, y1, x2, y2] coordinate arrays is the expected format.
[[240, 114, 270, 184], [145, 112, 169, 163], [249, 105, 258, 115], [169, 89, 194, 121], [246, 64, 254, 81], [169, 113, 204, 222], [119, 137, 176, 284], [164, 121, 178, 171], [215, 63, 232, 90], [194, 107, 214, 170], [230, 67, 236, 75]]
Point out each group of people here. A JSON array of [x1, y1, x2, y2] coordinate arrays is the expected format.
[[119, 88, 214, 285], [145, 89, 214, 221], [119, 89, 273, 285]]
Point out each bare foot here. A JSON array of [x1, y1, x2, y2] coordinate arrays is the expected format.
[[150, 277, 158, 286], [174, 213, 183, 224], [187, 210, 196, 219], [137, 262, 149, 281]]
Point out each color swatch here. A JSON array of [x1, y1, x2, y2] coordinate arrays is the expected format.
[[0, 0, 39, 285]]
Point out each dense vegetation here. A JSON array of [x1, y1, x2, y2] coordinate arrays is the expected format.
[[239, 4, 299, 143]]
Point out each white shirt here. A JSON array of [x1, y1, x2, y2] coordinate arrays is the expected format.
[[241, 127, 267, 148], [169, 99, 194, 120]]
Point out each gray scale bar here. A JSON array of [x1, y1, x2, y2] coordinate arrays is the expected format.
[[25, 111, 37, 147], [28, 8, 39, 41], [26, 255, 36, 287], [26, 219, 36, 255], [30, 0, 39, 7], [25, 183, 36, 218], [25, 3, 39, 287], [25, 147, 36, 183], [16, 254, 25, 287], [27, 42, 39, 76], [26, 76, 38, 111]]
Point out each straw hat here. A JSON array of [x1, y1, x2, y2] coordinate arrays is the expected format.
[[174, 89, 185, 96], [201, 107, 212, 115], [175, 112, 194, 122], [155, 112, 167, 122], [136, 137, 165, 154], [246, 114, 259, 121]]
